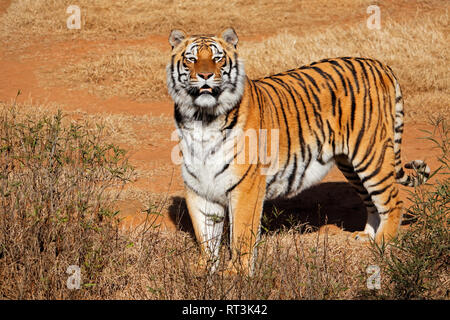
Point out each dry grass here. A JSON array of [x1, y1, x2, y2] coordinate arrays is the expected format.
[[106, 229, 372, 300], [52, 48, 169, 101], [82, 111, 173, 147], [0, 98, 172, 147]]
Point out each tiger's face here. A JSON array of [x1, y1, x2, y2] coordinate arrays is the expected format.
[[167, 28, 246, 118]]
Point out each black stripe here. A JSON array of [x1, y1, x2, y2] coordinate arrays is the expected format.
[[341, 58, 360, 94], [214, 162, 230, 178], [326, 120, 336, 154], [184, 164, 199, 180], [368, 171, 394, 188], [287, 153, 298, 193], [296, 145, 312, 191], [369, 184, 391, 197], [174, 104, 183, 124], [311, 66, 337, 90], [222, 105, 240, 131], [355, 59, 374, 125], [337, 98, 343, 128], [300, 72, 321, 94], [350, 59, 369, 161], [328, 60, 348, 96], [226, 165, 254, 194], [382, 187, 399, 206], [347, 78, 356, 131], [360, 139, 392, 184], [272, 77, 306, 160], [284, 73, 313, 132]]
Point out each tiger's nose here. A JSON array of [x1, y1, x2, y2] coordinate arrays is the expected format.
[[198, 72, 214, 80]]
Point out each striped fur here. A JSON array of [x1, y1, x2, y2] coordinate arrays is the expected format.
[[166, 29, 430, 275]]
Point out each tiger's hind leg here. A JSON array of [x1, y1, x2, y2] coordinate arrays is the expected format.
[[335, 156, 380, 240], [336, 144, 403, 243], [348, 143, 403, 243]]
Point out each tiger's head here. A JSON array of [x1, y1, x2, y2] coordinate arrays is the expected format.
[[166, 28, 246, 118]]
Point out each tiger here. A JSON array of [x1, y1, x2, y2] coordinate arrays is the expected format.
[[166, 28, 430, 275]]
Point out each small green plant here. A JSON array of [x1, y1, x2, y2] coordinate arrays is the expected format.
[[261, 206, 285, 233]]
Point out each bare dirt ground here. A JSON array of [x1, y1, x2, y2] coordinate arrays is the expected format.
[[0, 0, 446, 236]]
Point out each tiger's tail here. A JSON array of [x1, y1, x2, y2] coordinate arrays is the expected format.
[[392, 78, 430, 187]]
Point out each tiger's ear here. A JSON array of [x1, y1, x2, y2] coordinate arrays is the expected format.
[[169, 29, 186, 49], [221, 28, 238, 48]]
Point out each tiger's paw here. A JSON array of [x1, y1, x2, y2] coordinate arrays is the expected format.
[[352, 231, 373, 242]]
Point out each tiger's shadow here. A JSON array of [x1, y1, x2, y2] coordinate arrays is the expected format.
[[167, 182, 367, 237]]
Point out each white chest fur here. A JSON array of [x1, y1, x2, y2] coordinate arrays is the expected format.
[[177, 120, 239, 205]]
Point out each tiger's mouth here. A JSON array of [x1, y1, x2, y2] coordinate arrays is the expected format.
[[199, 85, 213, 94], [188, 85, 221, 98]]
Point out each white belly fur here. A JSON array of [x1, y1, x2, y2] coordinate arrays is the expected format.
[[266, 157, 335, 200]]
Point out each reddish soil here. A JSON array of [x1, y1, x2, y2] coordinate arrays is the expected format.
[[0, 1, 442, 235]]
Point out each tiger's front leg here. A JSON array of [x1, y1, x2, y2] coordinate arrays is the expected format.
[[185, 187, 226, 274], [227, 173, 266, 276]]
